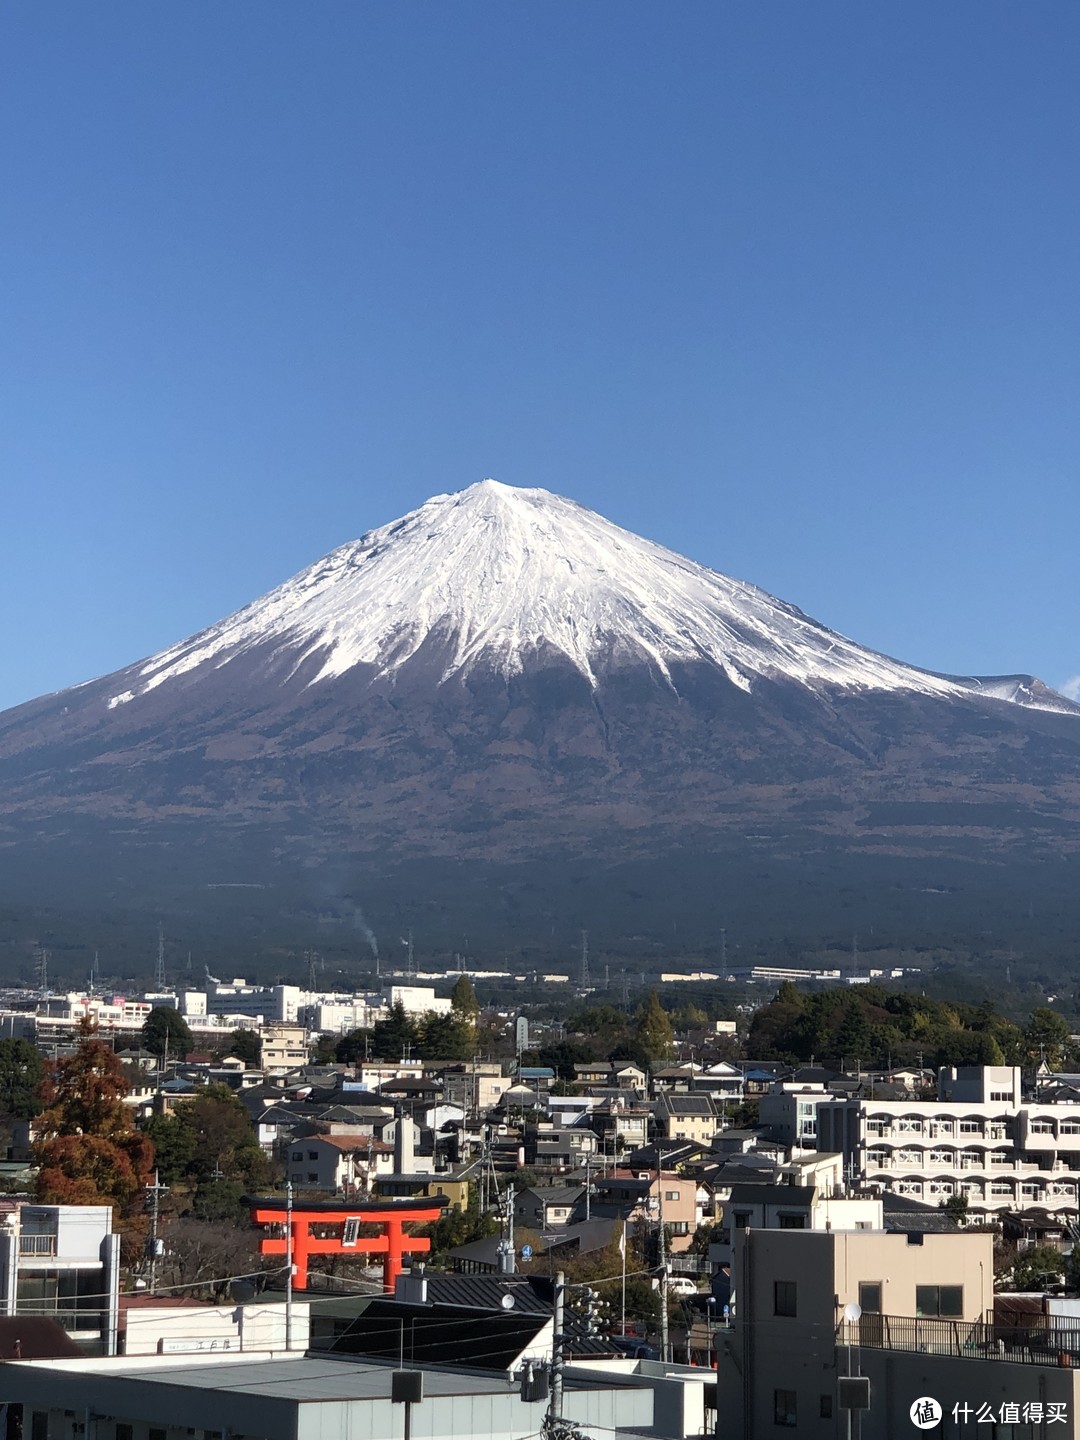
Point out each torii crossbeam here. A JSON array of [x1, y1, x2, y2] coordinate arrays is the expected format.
[[247, 1194, 449, 1293]]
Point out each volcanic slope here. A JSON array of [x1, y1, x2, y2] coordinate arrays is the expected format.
[[1, 479, 1078, 961]]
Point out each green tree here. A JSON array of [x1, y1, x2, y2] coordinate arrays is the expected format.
[[371, 1001, 419, 1060], [1024, 1007, 1072, 1070], [334, 1029, 371, 1064], [309, 1034, 338, 1064], [939, 1193, 969, 1227], [634, 992, 674, 1065], [142, 1111, 198, 1186], [228, 1028, 262, 1067], [142, 1006, 195, 1059], [416, 1011, 474, 1061], [832, 1002, 875, 1069], [450, 974, 480, 1019], [1009, 1245, 1066, 1292], [176, 1085, 270, 1188], [0, 1038, 45, 1121]]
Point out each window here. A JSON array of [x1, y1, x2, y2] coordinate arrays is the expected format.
[[820, 1395, 834, 1420], [774, 1389, 797, 1427], [858, 1282, 882, 1314], [150, 1430, 166, 1440], [665, 1190, 679, 1201], [308, 1172, 318, 1182], [916, 1285, 963, 1318], [959, 1120, 981, 1134], [308, 1150, 319, 1161], [31, 1416, 48, 1440], [291, 1150, 303, 1161], [733, 1212, 750, 1229], [116, 1428, 133, 1440], [774, 1280, 797, 1317], [778, 1213, 805, 1229]]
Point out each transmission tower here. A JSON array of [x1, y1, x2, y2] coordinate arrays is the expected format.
[[154, 925, 167, 991], [307, 950, 319, 992], [580, 929, 589, 988], [36, 947, 49, 997]]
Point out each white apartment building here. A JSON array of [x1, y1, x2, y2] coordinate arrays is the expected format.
[[818, 1064, 1080, 1216], [758, 1082, 828, 1146]]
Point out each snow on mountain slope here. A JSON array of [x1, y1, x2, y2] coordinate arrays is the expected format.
[[105, 479, 1071, 713]]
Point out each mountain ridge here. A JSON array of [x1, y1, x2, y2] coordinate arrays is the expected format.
[[0, 479, 1077, 968]]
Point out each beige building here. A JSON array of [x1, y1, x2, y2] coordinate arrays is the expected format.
[[718, 1226, 1080, 1438], [260, 1024, 308, 1074], [654, 1092, 717, 1145]]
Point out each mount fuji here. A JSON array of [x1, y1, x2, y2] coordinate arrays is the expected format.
[[1, 479, 1078, 969]]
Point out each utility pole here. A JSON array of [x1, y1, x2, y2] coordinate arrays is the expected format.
[[548, 1271, 565, 1423], [584, 1151, 591, 1222], [155, 924, 167, 991], [145, 1170, 168, 1293], [580, 930, 589, 988], [657, 1171, 669, 1363], [285, 1180, 295, 1351]]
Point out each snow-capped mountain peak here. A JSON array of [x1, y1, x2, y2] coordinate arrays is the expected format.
[[106, 479, 1073, 713]]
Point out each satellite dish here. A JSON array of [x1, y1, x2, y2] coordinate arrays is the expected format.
[[501, 1293, 516, 1310], [843, 1302, 863, 1322]]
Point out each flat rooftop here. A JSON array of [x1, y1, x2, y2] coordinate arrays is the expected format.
[[12, 1353, 523, 1401]]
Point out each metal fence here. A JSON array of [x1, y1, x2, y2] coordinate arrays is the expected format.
[[840, 1314, 1080, 1369]]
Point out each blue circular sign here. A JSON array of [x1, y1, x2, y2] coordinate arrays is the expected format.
[[521, 1244, 533, 1259]]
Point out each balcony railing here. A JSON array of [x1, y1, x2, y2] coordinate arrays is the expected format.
[[18, 1234, 57, 1256], [840, 1314, 1080, 1368]]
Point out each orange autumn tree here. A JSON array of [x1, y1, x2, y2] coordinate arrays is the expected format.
[[34, 1019, 154, 1219]]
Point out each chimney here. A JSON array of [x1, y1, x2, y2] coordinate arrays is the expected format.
[[394, 1108, 416, 1176]]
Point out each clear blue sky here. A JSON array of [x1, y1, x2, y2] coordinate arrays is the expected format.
[[2, 2, 1078, 711]]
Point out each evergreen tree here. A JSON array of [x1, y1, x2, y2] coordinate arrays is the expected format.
[[228, 1028, 262, 1067], [142, 1006, 195, 1059], [1024, 1007, 1073, 1070], [634, 992, 674, 1065], [371, 1001, 418, 1060], [450, 974, 480, 1019], [0, 1038, 45, 1122]]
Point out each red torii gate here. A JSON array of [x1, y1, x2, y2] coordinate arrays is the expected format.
[[248, 1194, 448, 1293]]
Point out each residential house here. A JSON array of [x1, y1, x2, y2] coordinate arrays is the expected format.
[[514, 1185, 585, 1232], [654, 1093, 717, 1145]]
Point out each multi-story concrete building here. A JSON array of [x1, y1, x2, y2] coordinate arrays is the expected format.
[[0, 1204, 120, 1355], [712, 1180, 882, 1271], [818, 1064, 1080, 1217], [759, 1081, 828, 1146], [718, 1224, 1080, 1439], [261, 1024, 309, 1074]]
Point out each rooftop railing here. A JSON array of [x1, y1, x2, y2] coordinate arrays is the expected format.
[[841, 1314, 1080, 1369]]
